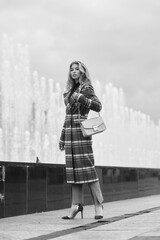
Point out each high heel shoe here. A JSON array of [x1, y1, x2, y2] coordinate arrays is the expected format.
[[94, 204, 103, 220], [62, 204, 83, 220]]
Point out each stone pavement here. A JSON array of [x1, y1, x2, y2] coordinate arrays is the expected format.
[[0, 195, 160, 240]]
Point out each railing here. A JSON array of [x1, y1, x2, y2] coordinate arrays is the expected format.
[[0, 35, 160, 168]]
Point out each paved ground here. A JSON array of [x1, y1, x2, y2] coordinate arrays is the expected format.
[[0, 195, 160, 240]]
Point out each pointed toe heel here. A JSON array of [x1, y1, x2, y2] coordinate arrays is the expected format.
[[62, 216, 71, 220], [95, 215, 103, 220], [62, 204, 83, 220]]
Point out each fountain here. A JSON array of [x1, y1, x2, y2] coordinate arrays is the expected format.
[[0, 35, 160, 169]]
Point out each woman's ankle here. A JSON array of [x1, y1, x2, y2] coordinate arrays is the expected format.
[[95, 203, 103, 216]]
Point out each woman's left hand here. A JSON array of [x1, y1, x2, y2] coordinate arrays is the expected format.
[[72, 92, 79, 100]]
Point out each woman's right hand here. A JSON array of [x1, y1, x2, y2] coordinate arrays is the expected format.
[[59, 141, 65, 151]]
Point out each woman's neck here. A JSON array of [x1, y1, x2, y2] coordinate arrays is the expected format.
[[75, 79, 79, 84]]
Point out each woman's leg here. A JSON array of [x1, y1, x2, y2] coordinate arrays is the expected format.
[[88, 181, 104, 218], [71, 184, 83, 205], [62, 184, 83, 219]]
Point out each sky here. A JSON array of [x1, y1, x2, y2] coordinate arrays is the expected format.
[[0, 0, 160, 123]]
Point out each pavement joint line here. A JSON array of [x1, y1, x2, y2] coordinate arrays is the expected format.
[[24, 205, 160, 240]]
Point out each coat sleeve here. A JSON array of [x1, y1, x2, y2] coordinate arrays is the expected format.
[[77, 84, 102, 112], [63, 90, 78, 113]]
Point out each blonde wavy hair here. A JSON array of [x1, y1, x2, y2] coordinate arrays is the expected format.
[[65, 61, 91, 92]]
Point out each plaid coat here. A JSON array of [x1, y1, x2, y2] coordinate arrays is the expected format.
[[60, 83, 102, 184]]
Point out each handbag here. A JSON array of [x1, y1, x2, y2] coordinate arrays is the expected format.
[[78, 107, 106, 137]]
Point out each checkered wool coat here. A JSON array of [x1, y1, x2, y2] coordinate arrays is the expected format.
[[60, 83, 102, 184]]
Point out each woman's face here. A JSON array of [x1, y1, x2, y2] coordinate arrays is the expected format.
[[70, 63, 81, 82]]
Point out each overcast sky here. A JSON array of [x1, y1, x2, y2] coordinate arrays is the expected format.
[[0, 0, 160, 123]]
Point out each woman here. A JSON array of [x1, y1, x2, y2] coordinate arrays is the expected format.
[[59, 61, 103, 220]]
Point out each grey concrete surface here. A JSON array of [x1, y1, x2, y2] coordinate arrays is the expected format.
[[0, 195, 160, 240]]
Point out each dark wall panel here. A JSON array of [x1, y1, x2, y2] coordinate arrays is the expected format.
[[111, 168, 123, 201], [47, 166, 66, 210], [0, 162, 160, 219], [5, 166, 27, 217], [0, 166, 5, 218], [102, 168, 113, 202], [138, 169, 160, 197], [121, 168, 138, 200], [28, 166, 47, 213]]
